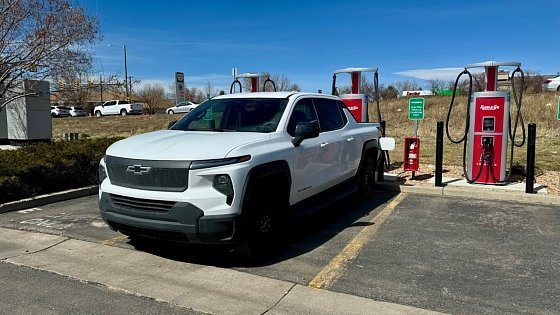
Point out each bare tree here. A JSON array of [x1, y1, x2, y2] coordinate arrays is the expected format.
[[427, 79, 448, 93], [393, 80, 422, 93], [138, 83, 166, 114], [0, 0, 99, 112], [205, 81, 216, 99]]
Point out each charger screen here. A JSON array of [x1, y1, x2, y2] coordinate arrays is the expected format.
[[483, 117, 495, 131]]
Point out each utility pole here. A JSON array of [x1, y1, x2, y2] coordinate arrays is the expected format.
[[100, 74, 103, 104], [124, 45, 128, 100]]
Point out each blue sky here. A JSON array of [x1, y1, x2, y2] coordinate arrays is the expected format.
[[84, 0, 559, 93]]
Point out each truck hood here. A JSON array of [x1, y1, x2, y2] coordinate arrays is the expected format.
[[106, 130, 271, 160]]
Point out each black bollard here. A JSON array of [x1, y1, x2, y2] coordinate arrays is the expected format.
[[435, 121, 444, 187], [525, 123, 536, 193]]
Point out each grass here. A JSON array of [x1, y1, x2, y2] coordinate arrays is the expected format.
[[52, 92, 560, 172]]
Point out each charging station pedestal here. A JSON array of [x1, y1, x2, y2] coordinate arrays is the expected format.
[[333, 67, 378, 123], [464, 61, 519, 184]]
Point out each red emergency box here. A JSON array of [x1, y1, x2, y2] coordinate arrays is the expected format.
[[403, 137, 420, 172]]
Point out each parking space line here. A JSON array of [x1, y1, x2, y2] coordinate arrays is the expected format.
[[308, 192, 407, 290], [100, 235, 129, 246]]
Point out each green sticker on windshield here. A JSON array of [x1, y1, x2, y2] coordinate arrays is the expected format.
[[203, 107, 213, 120]]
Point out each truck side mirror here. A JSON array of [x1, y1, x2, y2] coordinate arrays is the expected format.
[[292, 120, 319, 147]]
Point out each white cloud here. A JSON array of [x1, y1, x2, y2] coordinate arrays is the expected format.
[[395, 68, 467, 81]]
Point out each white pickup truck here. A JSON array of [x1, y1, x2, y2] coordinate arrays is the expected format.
[[94, 100, 143, 116], [98, 92, 394, 259]]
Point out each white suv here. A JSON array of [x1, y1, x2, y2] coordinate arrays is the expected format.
[[98, 92, 394, 259]]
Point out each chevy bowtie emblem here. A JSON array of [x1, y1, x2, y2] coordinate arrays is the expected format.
[[126, 164, 152, 175]]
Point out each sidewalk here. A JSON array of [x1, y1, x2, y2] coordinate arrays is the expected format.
[[0, 228, 443, 315]]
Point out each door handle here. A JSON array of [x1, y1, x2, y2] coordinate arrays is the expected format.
[[320, 142, 329, 148], [347, 137, 355, 142]]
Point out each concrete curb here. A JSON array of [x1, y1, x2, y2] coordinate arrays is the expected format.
[[0, 185, 99, 214], [377, 182, 560, 205]]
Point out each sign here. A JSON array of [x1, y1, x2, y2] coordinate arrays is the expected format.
[[408, 98, 425, 120], [402, 90, 434, 97], [175, 72, 185, 104]]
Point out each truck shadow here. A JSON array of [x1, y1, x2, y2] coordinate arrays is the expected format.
[[127, 190, 399, 268]]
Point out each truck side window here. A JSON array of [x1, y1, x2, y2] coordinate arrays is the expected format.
[[287, 98, 317, 136], [314, 98, 345, 132]]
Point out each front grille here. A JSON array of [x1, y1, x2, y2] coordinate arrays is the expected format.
[[105, 156, 191, 192], [110, 194, 176, 212]]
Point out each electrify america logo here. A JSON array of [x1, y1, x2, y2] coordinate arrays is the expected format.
[[480, 105, 500, 111]]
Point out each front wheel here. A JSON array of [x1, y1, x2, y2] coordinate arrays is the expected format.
[[358, 154, 376, 199], [120, 109, 127, 116], [95, 111, 102, 117], [168, 110, 174, 115], [236, 188, 287, 261]]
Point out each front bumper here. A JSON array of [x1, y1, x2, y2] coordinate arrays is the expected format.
[[99, 192, 240, 244]]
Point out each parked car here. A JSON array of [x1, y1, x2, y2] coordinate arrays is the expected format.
[[166, 101, 199, 114], [51, 105, 71, 117], [94, 100, 144, 116], [543, 75, 560, 92], [69, 106, 87, 117]]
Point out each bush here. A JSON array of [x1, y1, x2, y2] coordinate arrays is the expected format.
[[0, 137, 122, 204]]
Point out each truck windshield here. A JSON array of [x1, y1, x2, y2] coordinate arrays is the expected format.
[[171, 98, 288, 133]]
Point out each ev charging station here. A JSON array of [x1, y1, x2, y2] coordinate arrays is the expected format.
[[446, 61, 525, 185], [230, 72, 276, 94], [331, 67, 379, 123]]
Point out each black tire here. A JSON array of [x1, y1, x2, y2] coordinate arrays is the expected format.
[[120, 109, 127, 116], [95, 111, 102, 117], [51, 113, 56, 118], [236, 186, 287, 261], [358, 154, 376, 199], [168, 110, 174, 115]]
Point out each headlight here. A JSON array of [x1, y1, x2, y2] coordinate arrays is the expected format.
[[190, 155, 251, 170]]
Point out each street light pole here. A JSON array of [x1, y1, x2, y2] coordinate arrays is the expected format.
[[108, 44, 128, 100], [123, 45, 128, 99]]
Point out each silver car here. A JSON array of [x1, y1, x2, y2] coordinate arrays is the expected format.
[[543, 75, 560, 92], [166, 101, 198, 114], [69, 106, 87, 117]]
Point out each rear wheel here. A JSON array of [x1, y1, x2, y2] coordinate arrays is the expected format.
[[358, 153, 376, 199], [95, 111, 102, 117], [168, 110, 174, 115], [120, 109, 127, 116]]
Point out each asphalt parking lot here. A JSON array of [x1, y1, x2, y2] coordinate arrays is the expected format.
[[0, 192, 559, 314]]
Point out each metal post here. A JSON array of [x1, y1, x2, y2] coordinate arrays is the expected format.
[[100, 75, 103, 105], [525, 123, 536, 193], [435, 121, 444, 187], [123, 45, 128, 99]]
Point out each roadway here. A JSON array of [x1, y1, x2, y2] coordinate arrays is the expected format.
[[0, 191, 558, 314]]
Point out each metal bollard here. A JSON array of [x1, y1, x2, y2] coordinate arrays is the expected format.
[[435, 121, 444, 187], [525, 123, 536, 193]]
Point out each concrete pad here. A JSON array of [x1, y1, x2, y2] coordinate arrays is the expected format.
[[428, 177, 548, 194], [269, 285, 445, 315], [0, 228, 67, 259], [7, 238, 294, 315]]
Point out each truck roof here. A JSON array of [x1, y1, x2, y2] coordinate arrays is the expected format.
[[212, 91, 339, 100]]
